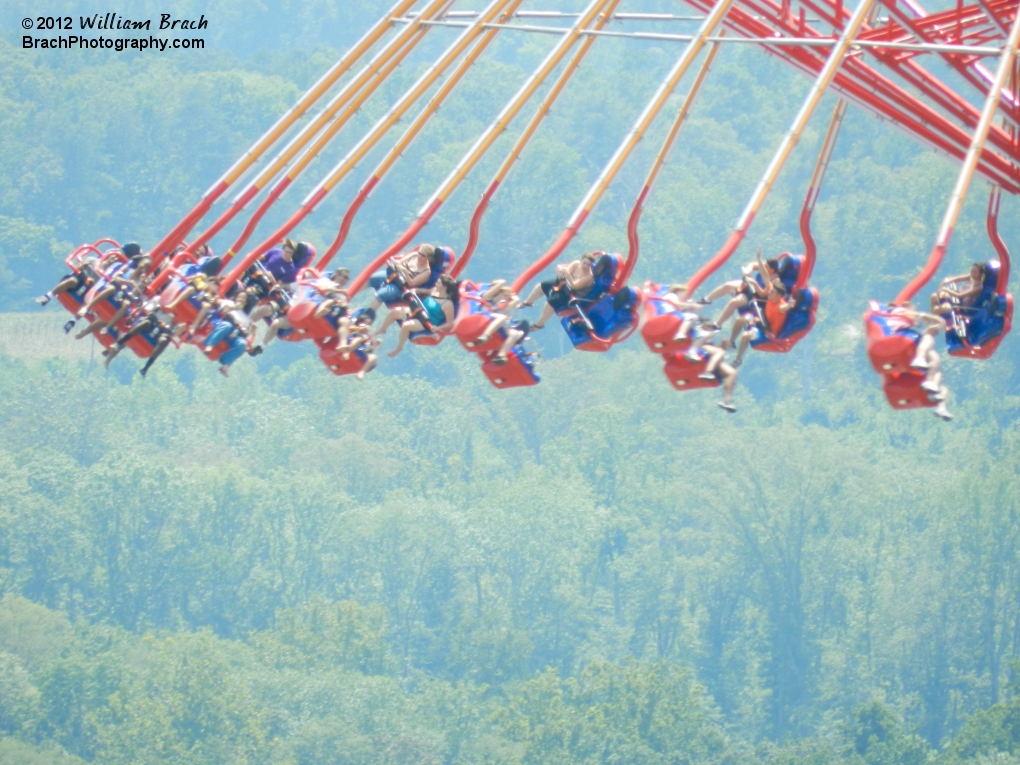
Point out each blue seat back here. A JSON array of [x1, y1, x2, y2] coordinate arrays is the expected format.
[[562, 286, 639, 348], [588, 253, 621, 302], [776, 288, 814, 339], [293, 242, 316, 270], [777, 255, 802, 291], [947, 260, 1007, 349], [422, 246, 454, 289], [975, 260, 1000, 309]]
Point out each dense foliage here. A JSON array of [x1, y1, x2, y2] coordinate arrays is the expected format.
[[2, 1, 1020, 763]]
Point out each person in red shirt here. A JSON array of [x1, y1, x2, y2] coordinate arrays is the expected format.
[[731, 282, 798, 367]]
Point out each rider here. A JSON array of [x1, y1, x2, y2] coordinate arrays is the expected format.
[[367, 244, 437, 313], [729, 282, 799, 367], [657, 282, 706, 343], [261, 238, 313, 285], [102, 299, 180, 377], [696, 342, 740, 412], [311, 268, 351, 322], [164, 247, 222, 310], [466, 280, 524, 353], [71, 243, 149, 332], [251, 268, 350, 355], [34, 248, 118, 309], [119, 243, 152, 283], [202, 291, 257, 376], [520, 252, 597, 330], [338, 309, 381, 381], [903, 305, 952, 421], [705, 248, 774, 331], [930, 262, 987, 316], [72, 270, 145, 340], [387, 275, 459, 358]]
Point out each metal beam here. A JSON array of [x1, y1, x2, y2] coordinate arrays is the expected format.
[[394, 15, 1005, 52]]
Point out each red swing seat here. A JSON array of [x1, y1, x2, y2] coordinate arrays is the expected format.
[[881, 370, 937, 410], [661, 350, 721, 392], [864, 302, 921, 375], [479, 347, 539, 389], [319, 345, 369, 376]]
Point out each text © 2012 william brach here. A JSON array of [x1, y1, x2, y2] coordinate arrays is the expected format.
[[23, 14, 207, 31]]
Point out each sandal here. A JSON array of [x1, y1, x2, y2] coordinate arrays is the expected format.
[[492, 354, 509, 366], [469, 333, 491, 348]]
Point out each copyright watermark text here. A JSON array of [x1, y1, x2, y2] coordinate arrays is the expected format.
[[19, 13, 208, 52]]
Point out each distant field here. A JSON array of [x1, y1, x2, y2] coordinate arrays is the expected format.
[[0, 312, 95, 364]]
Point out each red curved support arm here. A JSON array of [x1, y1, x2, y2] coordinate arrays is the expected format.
[[988, 185, 1010, 294], [182, 185, 263, 270], [798, 204, 817, 290], [619, 186, 650, 290], [318, 176, 381, 270], [616, 41, 721, 293], [223, 181, 292, 267], [797, 99, 847, 288], [143, 0, 423, 271], [895, 241, 948, 305], [148, 194, 222, 270], [894, 8, 1020, 304], [453, 179, 501, 278], [144, 185, 268, 297], [685, 228, 749, 297]]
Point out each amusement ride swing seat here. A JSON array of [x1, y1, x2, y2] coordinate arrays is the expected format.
[[55, 240, 120, 317], [57, 241, 178, 359], [36, 0, 1020, 394], [408, 246, 457, 347], [744, 254, 821, 355], [944, 188, 1013, 359], [640, 282, 700, 355], [863, 8, 1020, 411], [77, 250, 142, 352], [867, 191, 1015, 409], [557, 254, 644, 352], [450, 281, 541, 386], [335, 0, 625, 382], [502, 7, 733, 381], [158, 252, 224, 327], [650, 87, 848, 394]]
